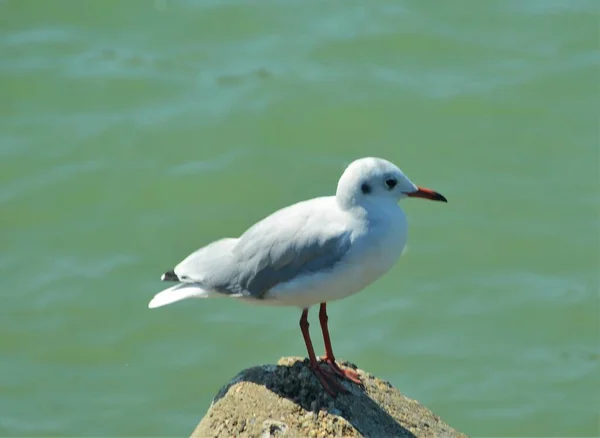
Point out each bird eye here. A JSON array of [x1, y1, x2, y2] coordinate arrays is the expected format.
[[361, 183, 371, 194], [385, 178, 397, 189]]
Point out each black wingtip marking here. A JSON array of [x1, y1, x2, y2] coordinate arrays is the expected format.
[[161, 270, 179, 282]]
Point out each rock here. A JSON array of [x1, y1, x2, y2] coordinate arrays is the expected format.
[[191, 357, 466, 438]]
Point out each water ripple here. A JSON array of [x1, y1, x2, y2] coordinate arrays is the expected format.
[[0, 161, 105, 204]]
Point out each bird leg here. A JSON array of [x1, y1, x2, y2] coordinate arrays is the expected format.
[[299, 309, 348, 396], [318, 303, 362, 385]]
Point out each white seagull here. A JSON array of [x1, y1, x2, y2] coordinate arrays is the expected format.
[[148, 157, 447, 395]]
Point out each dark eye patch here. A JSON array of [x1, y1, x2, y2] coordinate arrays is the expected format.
[[361, 183, 371, 194], [385, 178, 397, 189]]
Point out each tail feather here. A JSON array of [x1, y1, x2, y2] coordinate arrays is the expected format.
[[148, 283, 212, 309]]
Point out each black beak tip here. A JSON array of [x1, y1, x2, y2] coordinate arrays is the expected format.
[[435, 193, 448, 203]]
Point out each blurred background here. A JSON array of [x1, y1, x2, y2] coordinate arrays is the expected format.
[[1, 0, 598, 436]]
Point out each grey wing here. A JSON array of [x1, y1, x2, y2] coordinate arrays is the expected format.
[[226, 202, 352, 298], [168, 198, 352, 299], [172, 238, 239, 282]]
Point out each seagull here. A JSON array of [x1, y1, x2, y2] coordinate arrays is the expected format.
[[148, 157, 447, 396]]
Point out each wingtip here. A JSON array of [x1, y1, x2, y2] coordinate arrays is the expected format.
[[161, 270, 179, 282]]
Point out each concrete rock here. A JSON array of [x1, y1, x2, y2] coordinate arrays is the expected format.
[[191, 357, 466, 438]]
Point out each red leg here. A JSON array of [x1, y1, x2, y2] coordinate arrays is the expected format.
[[318, 303, 362, 385], [299, 308, 348, 396]]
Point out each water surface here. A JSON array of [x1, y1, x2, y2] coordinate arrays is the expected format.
[[1, 0, 598, 436]]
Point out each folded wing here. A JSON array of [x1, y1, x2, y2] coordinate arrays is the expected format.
[[169, 197, 352, 299]]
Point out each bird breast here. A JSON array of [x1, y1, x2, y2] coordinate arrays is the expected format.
[[349, 206, 408, 285]]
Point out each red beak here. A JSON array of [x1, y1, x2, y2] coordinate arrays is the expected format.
[[407, 186, 447, 203]]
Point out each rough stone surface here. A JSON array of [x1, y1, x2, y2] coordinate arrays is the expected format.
[[191, 357, 466, 438]]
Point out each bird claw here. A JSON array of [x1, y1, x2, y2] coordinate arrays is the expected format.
[[309, 363, 350, 396], [320, 357, 363, 385]]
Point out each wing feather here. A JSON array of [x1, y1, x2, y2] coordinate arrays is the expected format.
[[171, 197, 352, 298]]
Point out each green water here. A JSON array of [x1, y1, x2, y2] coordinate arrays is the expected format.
[[1, 0, 598, 436]]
